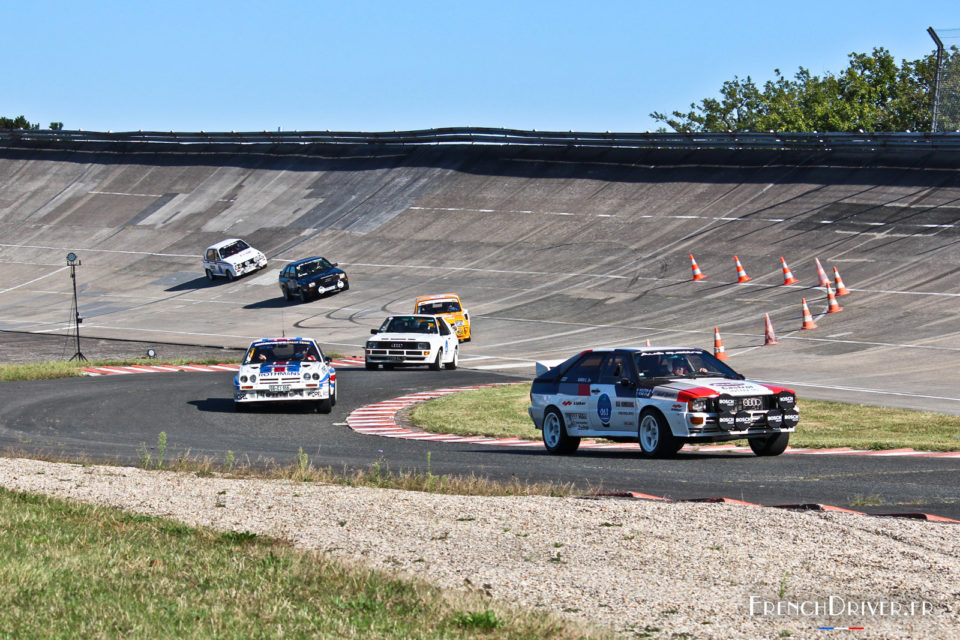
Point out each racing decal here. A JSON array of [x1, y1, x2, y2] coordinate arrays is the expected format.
[[671, 403, 684, 412], [615, 400, 635, 408], [560, 399, 586, 407], [597, 393, 612, 426], [653, 391, 677, 400], [676, 387, 717, 402], [558, 383, 593, 397], [636, 387, 654, 399]]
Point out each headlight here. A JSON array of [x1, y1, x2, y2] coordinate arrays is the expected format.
[[249, 374, 257, 383], [312, 373, 320, 380], [455, 320, 464, 326], [417, 342, 430, 350], [309, 282, 316, 288], [303, 372, 310, 380], [240, 375, 248, 383], [366, 341, 376, 349], [688, 398, 707, 412]]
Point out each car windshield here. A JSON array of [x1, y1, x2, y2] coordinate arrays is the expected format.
[[381, 316, 438, 334], [220, 240, 249, 258], [417, 300, 461, 314], [295, 258, 333, 277], [244, 341, 321, 364], [634, 350, 741, 380]]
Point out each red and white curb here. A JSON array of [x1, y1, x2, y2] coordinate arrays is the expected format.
[[80, 357, 366, 376], [347, 385, 960, 459]]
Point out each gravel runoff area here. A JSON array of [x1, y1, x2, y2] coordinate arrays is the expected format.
[[1, 458, 957, 639]]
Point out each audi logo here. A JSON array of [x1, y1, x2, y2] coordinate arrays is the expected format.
[[741, 397, 762, 409]]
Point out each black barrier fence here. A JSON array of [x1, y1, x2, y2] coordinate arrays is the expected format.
[[2, 127, 960, 152]]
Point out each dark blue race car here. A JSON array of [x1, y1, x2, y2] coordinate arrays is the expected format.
[[279, 257, 349, 302]]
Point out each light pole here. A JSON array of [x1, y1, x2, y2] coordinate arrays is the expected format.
[[66, 252, 86, 362]]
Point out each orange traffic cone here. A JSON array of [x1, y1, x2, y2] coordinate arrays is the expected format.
[[814, 257, 830, 288], [826, 286, 843, 314], [689, 254, 706, 281], [713, 327, 729, 360], [800, 298, 818, 330], [734, 255, 752, 283], [780, 257, 799, 285], [763, 313, 779, 345], [833, 266, 851, 296]]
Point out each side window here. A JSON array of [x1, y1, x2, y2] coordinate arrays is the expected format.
[[438, 321, 451, 336], [562, 353, 605, 384], [205, 249, 217, 261], [599, 353, 630, 384]]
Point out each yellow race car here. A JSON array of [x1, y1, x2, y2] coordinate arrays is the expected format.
[[414, 293, 471, 342]]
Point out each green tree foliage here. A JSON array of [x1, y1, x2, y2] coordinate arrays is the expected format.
[[651, 46, 960, 133], [0, 115, 37, 130]]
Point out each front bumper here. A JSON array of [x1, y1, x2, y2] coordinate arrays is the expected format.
[[234, 383, 330, 403], [365, 348, 434, 365], [683, 407, 798, 441], [235, 257, 268, 276]]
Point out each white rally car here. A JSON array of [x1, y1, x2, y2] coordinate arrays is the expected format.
[[234, 337, 336, 412], [364, 314, 459, 370], [528, 347, 798, 457], [203, 238, 268, 281]]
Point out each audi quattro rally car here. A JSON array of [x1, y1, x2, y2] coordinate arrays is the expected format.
[[203, 238, 268, 281], [278, 256, 349, 302], [234, 338, 336, 413], [528, 347, 798, 457], [365, 314, 459, 370], [413, 293, 471, 342]]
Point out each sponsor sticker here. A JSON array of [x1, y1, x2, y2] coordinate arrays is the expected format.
[[671, 403, 684, 412], [637, 387, 654, 399], [616, 400, 635, 408], [597, 394, 612, 426]]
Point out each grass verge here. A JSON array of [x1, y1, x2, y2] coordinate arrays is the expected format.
[[0, 487, 607, 639], [411, 383, 960, 452], [0, 358, 241, 381]]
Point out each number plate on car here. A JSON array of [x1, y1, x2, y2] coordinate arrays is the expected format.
[[269, 385, 290, 392], [385, 356, 405, 361]]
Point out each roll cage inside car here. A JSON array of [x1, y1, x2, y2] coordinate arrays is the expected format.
[[219, 240, 249, 258]]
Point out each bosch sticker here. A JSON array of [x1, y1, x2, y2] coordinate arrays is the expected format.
[[597, 394, 612, 426]]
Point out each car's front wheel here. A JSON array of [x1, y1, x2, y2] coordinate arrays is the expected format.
[[365, 361, 378, 370], [444, 347, 458, 370], [638, 409, 681, 458], [749, 432, 790, 456], [542, 408, 580, 454], [430, 349, 443, 371], [282, 286, 293, 301], [225, 270, 235, 282]]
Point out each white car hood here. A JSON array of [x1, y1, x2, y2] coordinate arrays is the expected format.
[[373, 332, 440, 344], [223, 248, 262, 266], [656, 378, 772, 397]]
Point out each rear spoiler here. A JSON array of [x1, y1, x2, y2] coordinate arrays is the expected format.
[[534, 360, 565, 377]]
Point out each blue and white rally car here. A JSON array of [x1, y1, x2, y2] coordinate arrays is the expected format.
[[528, 347, 798, 457], [234, 338, 336, 413]]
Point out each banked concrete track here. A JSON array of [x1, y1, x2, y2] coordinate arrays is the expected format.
[[0, 144, 958, 414]]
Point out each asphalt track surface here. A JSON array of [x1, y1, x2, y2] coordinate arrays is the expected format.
[[0, 143, 958, 518], [0, 361, 955, 520]]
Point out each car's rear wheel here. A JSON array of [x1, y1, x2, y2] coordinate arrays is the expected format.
[[316, 397, 332, 414], [444, 347, 458, 370], [749, 432, 790, 456], [430, 349, 443, 371], [638, 409, 680, 458], [329, 380, 337, 407], [205, 269, 214, 281], [542, 408, 580, 454]]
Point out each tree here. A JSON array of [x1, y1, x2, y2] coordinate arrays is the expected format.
[[0, 115, 35, 130], [651, 46, 960, 133]]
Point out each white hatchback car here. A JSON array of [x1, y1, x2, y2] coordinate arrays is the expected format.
[[234, 337, 336, 413], [203, 238, 268, 281], [365, 314, 459, 370]]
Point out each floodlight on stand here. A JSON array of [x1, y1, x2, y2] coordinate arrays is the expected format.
[[147, 349, 157, 359], [66, 252, 87, 361]]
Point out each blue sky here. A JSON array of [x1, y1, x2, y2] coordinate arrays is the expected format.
[[3, 1, 958, 133]]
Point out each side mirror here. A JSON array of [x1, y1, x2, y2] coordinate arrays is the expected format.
[[332, 262, 339, 267], [324, 355, 332, 364], [370, 329, 378, 335], [619, 378, 636, 388]]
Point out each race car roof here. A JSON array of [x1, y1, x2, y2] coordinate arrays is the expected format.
[[206, 238, 244, 251]]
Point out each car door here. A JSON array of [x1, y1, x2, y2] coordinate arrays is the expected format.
[[556, 352, 605, 435], [436, 319, 455, 360], [591, 351, 635, 432]]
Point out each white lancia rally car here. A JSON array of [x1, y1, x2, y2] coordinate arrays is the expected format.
[[203, 238, 268, 281], [234, 338, 336, 413], [364, 314, 459, 370], [528, 347, 798, 457]]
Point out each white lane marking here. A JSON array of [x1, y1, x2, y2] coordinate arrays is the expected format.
[[88, 190, 165, 198], [0, 243, 199, 259], [472, 362, 536, 370], [762, 379, 960, 404], [0, 266, 69, 294]]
